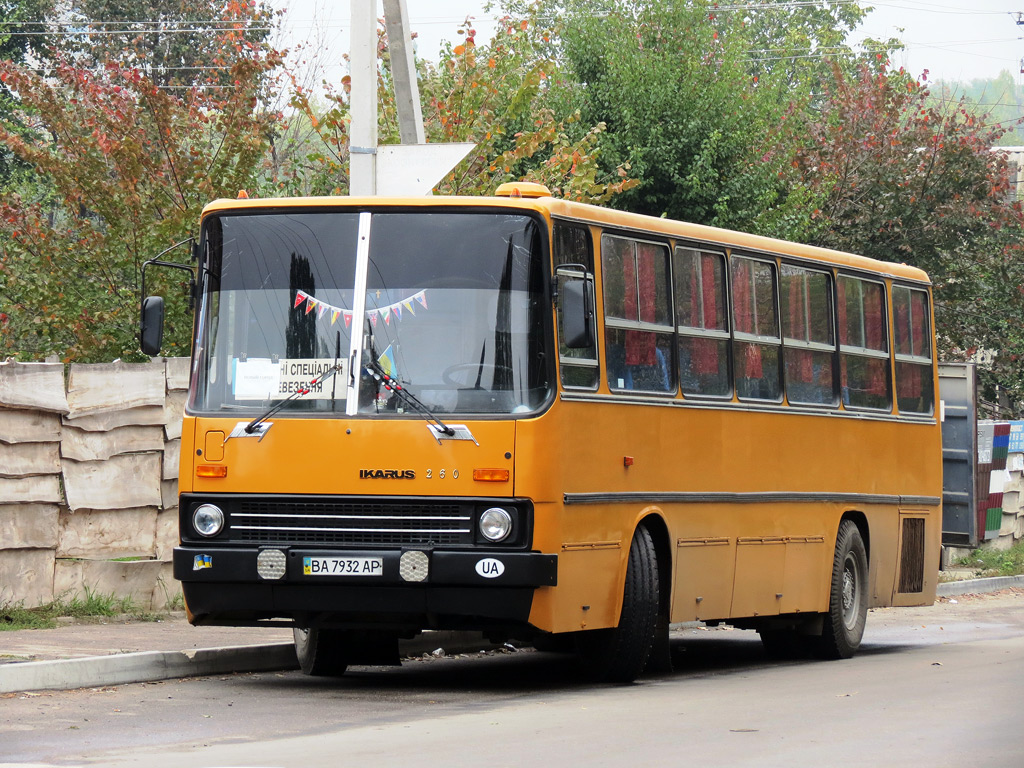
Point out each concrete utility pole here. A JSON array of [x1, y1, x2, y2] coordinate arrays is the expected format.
[[348, 0, 474, 196], [383, 0, 425, 145], [349, 0, 378, 196]]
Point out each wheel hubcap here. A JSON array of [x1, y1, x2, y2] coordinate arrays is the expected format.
[[841, 554, 860, 629]]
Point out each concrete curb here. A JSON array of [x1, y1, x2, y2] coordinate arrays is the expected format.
[[0, 630, 501, 695], [0, 643, 299, 694], [936, 574, 1024, 597]]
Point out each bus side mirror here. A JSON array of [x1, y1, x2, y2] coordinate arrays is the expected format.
[[562, 277, 593, 349], [140, 296, 165, 357]]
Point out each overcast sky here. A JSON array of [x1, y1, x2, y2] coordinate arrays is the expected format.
[[270, 1, 1024, 86]]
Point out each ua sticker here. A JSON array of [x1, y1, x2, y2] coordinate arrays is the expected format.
[[193, 554, 213, 571], [475, 558, 505, 579]]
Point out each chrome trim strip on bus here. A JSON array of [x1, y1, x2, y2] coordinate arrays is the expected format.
[[557, 390, 937, 423], [898, 496, 944, 507], [232, 525, 474, 534], [563, 491, 942, 506]]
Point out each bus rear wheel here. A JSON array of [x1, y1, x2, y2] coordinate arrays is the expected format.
[[577, 523, 659, 683], [293, 627, 349, 677], [813, 519, 868, 659]]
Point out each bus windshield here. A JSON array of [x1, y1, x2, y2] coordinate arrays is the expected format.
[[192, 210, 551, 416]]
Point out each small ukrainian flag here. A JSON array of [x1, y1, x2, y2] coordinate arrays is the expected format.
[[377, 344, 398, 378]]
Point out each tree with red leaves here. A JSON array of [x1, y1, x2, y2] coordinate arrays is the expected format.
[[0, 0, 282, 362], [798, 63, 1024, 414]]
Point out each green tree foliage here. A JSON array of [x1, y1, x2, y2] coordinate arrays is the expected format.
[[524, 0, 871, 237], [0, 0, 53, 63], [0, 0, 56, 182], [422, 14, 637, 201], [796, 64, 1024, 413], [0, 0, 281, 362]]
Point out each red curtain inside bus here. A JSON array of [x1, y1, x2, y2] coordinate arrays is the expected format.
[[624, 245, 657, 366], [686, 254, 723, 375], [787, 277, 813, 383], [732, 260, 763, 378], [838, 278, 888, 400]]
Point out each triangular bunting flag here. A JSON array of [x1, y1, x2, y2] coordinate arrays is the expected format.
[[317, 303, 328, 319], [370, 313, 378, 328], [294, 290, 307, 309], [330, 309, 340, 325], [415, 291, 427, 310], [344, 312, 352, 328], [403, 299, 415, 316], [305, 297, 317, 315], [393, 304, 402, 321]]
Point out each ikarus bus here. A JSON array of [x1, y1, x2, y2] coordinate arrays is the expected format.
[[141, 182, 942, 682]]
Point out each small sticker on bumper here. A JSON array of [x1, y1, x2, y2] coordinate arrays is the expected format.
[[475, 558, 505, 578]]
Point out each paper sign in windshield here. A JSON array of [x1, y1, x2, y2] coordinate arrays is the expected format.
[[233, 358, 346, 401]]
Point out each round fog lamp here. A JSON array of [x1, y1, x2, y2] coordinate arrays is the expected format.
[[479, 507, 513, 542], [193, 504, 225, 537]]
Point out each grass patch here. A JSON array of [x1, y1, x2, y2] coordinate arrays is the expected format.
[[956, 540, 1024, 578], [0, 587, 175, 631], [60, 586, 141, 618], [0, 601, 58, 630]]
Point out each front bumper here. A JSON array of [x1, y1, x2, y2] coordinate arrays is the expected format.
[[174, 546, 556, 587], [173, 546, 558, 630]]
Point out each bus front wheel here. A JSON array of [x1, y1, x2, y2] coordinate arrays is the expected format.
[[293, 627, 349, 677], [813, 519, 868, 659], [577, 523, 659, 683]]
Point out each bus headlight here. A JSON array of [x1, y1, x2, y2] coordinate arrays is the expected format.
[[479, 507, 513, 543], [193, 504, 225, 537]]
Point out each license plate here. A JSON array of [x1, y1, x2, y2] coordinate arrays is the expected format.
[[302, 556, 384, 577]]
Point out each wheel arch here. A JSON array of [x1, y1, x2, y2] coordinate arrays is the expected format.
[[840, 509, 870, 564]]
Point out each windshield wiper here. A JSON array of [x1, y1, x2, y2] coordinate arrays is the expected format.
[[365, 359, 455, 436], [244, 362, 344, 435]]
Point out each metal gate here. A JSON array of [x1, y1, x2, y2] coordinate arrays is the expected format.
[[938, 363, 977, 546]]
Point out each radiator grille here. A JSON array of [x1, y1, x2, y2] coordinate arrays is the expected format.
[[228, 500, 474, 546], [898, 517, 926, 593]]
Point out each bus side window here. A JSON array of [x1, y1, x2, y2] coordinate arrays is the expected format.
[[602, 235, 674, 394], [893, 285, 934, 414], [674, 247, 730, 397], [555, 223, 599, 389], [781, 265, 836, 406], [837, 275, 891, 410], [732, 256, 781, 402]]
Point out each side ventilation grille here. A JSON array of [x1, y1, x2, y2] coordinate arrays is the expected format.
[[898, 517, 926, 593]]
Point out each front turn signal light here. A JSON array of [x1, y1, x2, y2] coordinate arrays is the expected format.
[[196, 464, 228, 478], [473, 468, 510, 482]]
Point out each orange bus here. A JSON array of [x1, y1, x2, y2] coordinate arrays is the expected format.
[[142, 183, 942, 682]]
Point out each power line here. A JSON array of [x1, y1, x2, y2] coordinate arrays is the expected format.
[[0, 19, 265, 26], [0, 27, 272, 36], [870, 0, 1014, 16]]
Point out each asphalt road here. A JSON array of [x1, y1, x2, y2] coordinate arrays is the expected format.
[[4, 590, 1023, 768]]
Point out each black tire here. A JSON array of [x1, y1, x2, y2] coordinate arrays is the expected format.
[[813, 519, 869, 660], [293, 627, 349, 677], [577, 524, 659, 683]]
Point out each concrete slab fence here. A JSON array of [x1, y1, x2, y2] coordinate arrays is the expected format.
[[0, 358, 189, 611]]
